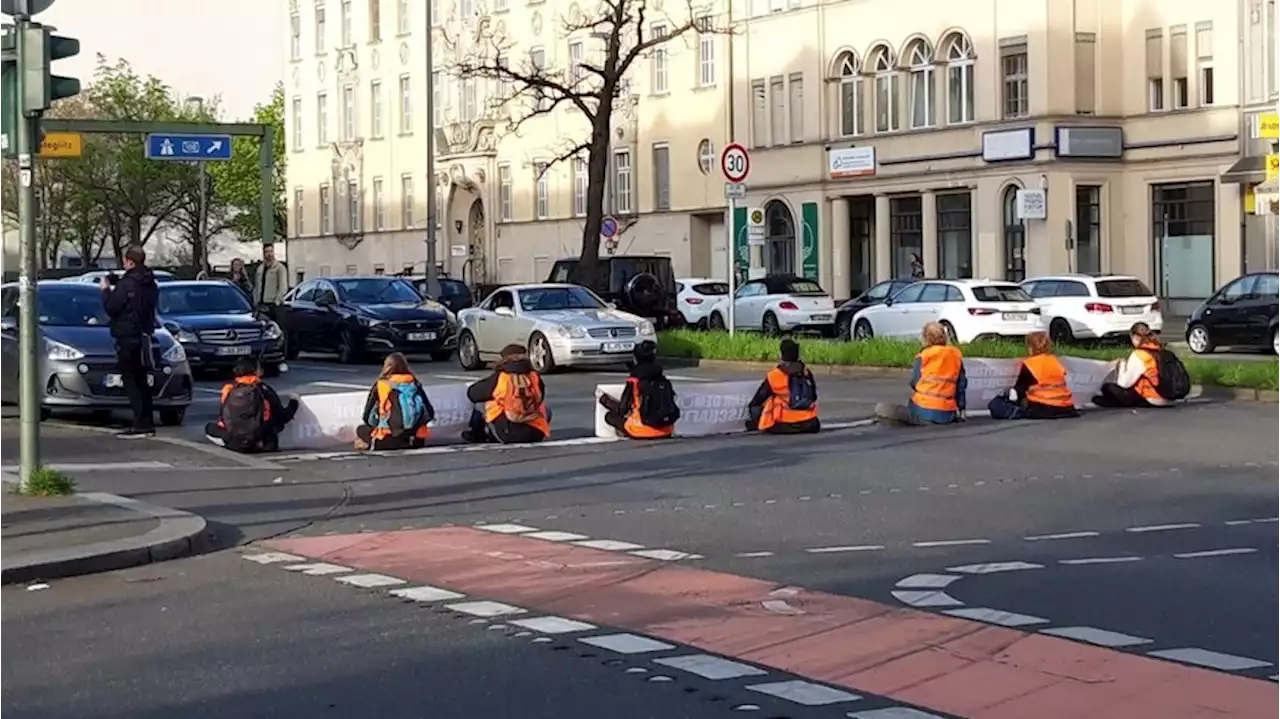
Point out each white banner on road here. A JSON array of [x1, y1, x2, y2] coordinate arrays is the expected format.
[[279, 382, 479, 450], [595, 380, 760, 438], [960, 357, 1113, 408]]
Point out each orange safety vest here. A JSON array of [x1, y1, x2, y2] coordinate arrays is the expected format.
[[1021, 354, 1075, 408], [1134, 344, 1163, 401], [369, 373, 431, 441], [758, 367, 819, 431], [484, 371, 551, 437], [624, 377, 675, 438], [217, 375, 270, 428], [911, 345, 963, 412]]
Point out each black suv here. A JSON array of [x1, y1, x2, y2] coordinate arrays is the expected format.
[[547, 255, 684, 329]]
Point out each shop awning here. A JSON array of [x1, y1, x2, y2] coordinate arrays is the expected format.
[[1221, 155, 1267, 184]]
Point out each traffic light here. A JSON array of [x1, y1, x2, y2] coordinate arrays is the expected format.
[[20, 24, 79, 111]]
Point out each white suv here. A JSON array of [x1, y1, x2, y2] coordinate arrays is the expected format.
[[850, 279, 1044, 343], [675, 278, 729, 329], [1021, 274, 1163, 343]]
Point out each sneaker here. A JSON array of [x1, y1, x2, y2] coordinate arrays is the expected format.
[[118, 428, 156, 439], [352, 438, 370, 451], [460, 430, 485, 444]]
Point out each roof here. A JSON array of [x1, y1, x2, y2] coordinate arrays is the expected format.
[[489, 283, 582, 292], [1026, 273, 1141, 282], [919, 278, 1023, 286]]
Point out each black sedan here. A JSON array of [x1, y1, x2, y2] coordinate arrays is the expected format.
[[834, 279, 914, 340], [157, 281, 287, 375], [1185, 271, 1279, 354], [408, 275, 475, 313], [277, 276, 458, 363]]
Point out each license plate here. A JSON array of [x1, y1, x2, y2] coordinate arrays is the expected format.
[[407, 331, 437, 341], [1003, 312, 1028, 321], [603, 341, 635, 353], [1120, 306, 1144, 315], [104, 374, 154, 387], [810, 314, 832, 322], [216, 345, 253, 356]]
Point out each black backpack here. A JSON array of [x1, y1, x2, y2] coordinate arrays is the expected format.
[[637, 376, 681, 426], [787, 373, 817, 410], [223, 383, 267, 445], [1149, 348, 1191, 401]]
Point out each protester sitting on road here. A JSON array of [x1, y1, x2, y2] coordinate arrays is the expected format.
[[598, 340, 679, 439], [875, 322, 968, 426], [1091, 323, 1186, 408], [205, 357, 299, 453], [746, 339, 820, 434], [987, 331, 1079, 420], [354, 352, 435, 451], [462, 343, 551, 444]]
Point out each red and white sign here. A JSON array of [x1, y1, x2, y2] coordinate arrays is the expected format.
[[720, 143, 750, 183]]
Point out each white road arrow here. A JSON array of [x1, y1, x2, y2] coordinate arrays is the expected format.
[[207, 141, 223, 154]]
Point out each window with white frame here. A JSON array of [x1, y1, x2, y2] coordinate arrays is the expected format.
[[697, 16, 715, 86], [945, 34, 975, 124], [460, 77, 477, 122], [872, 47, 899, 132], [697, 139, 714, 174], [534, 162, 549, 219], [834, 53, 862, 137], [751, 79, 767, 146], [319, 184, 332, 234], [346, 180, 360, 232], [398, 75, 412, 133], [341, 85, 356, 140], [316, 92, 329, 145], [370, 80, 383, 137], [1170, 26, 1189, 109], [1146, 29, 1164, 111], [572, 155, 588, 217], [1000, 39, 1028, 119], [530, 48, 551, 111], [315, 2, 327, 53], [788, 73, 803, 143], [907, 39, 934, 128], [498, 164, 512, 221], [372, 177, 385, 230], [290, 13, 301, 59], [494, 0, 508, 11], [652, 143, 670, 211], [401, 175, 415, 227], [495, 55, 511, 102], [293, 187, 305, 236], [291, 96, 303, 150], [431, 0, 439, 25], [368, 0, 380, 41], [651, 24, 669, 93], [340, 0, 352, 46], [769, 76, 784, 145], [397, 0, 409, 33], [459, 0, 474, 20], [432, 71, 444, 127], [569, 41, 584, 84], [613, 149, 633, 214], [1196, 22, 1214, 105]]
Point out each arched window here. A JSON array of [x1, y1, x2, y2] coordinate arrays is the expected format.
[[870, 46, 899, 132], [833, 52, 863, 137], [1002, 185, 1026, 281], [906, 39, 934, 129], [764, 200, 796, 275], [944, 33, 975, 124]]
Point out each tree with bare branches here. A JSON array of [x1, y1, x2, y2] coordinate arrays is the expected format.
[[447, 0, 720, 284]]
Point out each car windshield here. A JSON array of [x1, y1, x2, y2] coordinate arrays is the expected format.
[[786, 280, 826, 295], [972, 285, 1033, 303], [1095, 279, 1153, 298], [335, 278, 421, 304], [34, 287, 111, 326], [519, 286, 605, 311], [158, 284, 253, 315]]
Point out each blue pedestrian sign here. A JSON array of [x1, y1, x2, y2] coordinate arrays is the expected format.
[[145, 134, 233, 161], [600, 216, 619, 238]]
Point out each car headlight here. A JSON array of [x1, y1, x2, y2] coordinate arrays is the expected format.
[[639, 321, 656, 336], [163, 322, 198, 343], [45, 339, 85, 361], [162, 343, 187, 364], [358, 316, 385, 327], [556, 325, 587, 339], [263, 321, 283, 340]]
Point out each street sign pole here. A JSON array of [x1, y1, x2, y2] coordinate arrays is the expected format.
[[423, 0, 438, 294], [720, 143, 750, 338], [725, 195, 735, 337], [14, 12, 38, 490]]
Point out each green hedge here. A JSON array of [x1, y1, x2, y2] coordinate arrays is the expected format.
[[657, 329, 1279, 391]]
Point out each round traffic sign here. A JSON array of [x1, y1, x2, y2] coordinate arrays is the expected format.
[[720, 143, 750, 183], [600, 215, 619, 238]]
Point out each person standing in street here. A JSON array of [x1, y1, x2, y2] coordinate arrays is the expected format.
[[252, 244, 289, 314], [100, 245, 160, 438], [228, 258, 253, 299]]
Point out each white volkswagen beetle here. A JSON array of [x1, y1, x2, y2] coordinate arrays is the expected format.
[[456, 283, 656, 373]]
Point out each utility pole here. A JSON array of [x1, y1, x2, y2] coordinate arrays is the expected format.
[[185, 96, 210, 274], [423, 0, 438, 295]]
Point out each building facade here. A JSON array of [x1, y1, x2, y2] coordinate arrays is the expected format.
[[284, 0, 1278, 310]]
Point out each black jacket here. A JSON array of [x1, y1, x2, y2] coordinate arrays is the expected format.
[[600, 359, 665, 416], [102, 265, 159, 340], [1011, 364, 1080, 419], [468, 358, 548, 443]]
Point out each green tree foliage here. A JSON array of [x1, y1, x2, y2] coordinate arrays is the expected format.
[[208, 83, 286, 245]]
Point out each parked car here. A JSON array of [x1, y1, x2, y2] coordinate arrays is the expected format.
[[275, 276, 458, 363], [834, 279, 915, 340], [850, 279, 1044, 343], [1020, 274, 1162, 343], [156, 281, 286, 375], [675, 278, 729, 329], [407, 275, 475, 314], [546, 255, 684, 329], [1185, 271, 1279, 354], [0, 281, 193, 424], [71, 269, 178, 284], [457, 283, 656, 373], [705, 274, 837, 335]]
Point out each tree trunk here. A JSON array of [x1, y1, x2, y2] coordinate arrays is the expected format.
[[128, 215, 143, 247], [573, 114, 614, 286]]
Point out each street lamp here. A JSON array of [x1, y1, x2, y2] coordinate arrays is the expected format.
[[184, 96, 210, 275]]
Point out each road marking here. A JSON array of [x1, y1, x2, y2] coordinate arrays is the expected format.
[[1173, 548, 1259, 559], [890, 590, 961, 608], [573, 539, 645, 551], [282, 562, 353, 575], [734, 551, 776, 558], [508, 616, 597, 634], [745, 680, 861, 706], [1125, 522, 1201, 533], [1147, 648, 1273, 671], [946, 561, 1043, 574], [146, 434, 285, 470], [431, 373, 479, 382], [446, 600, 527, 617], [630, 549, 702, 561], [194, 386, 223, 394], [477, 523, 540, 534], [806, 545, 885, 554], [849, 709, 948, 719], [241, 552, 304, 564], [823, 418, 877, 430], [526, 531, 589, 542], [288, 361, 361, 373], [1059, 556, 1142, 565], [1041, 626, 1153, 648], [334, 573, 407, 588], [654, 654, 769, 680], [1023, 530, 1100, 541], [894, 574, 961, 589], [579, 633, 674, 654], [666, 374, 717, 382], [389, 586, 465, 602], [0, 460, 172, 472], [1224, 517, 1279, 525], [911, 538, 991, 548], [310, 380, 370, 390], [943, 607, 1049, 627]]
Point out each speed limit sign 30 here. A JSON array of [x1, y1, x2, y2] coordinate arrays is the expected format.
[[720, 143, 750, 183]]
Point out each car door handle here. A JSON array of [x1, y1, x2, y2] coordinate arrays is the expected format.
[[479, 317, 487, 321]]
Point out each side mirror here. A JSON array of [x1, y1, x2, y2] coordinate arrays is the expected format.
[[606, 301, 618, 310], [494, 306, 514, 317], [883, 298, 894, 307]]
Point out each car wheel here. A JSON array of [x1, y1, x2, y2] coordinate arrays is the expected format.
[[457, 331, 485, 370], [762, 312, 781, 336], [1272, 327, 1278, 355], [836, 314, 853, 341], [39, 406, 51, 422], [708, 312, 726, 331], [158, 408, 186, 427], [853, 319, 874, 341], [284, 332, 300, 360], [529, 333, 557, 374], [1049, 318, 1075, 345], [429, 349, 453, 362], [940, 321, 958, 344], [1186, 324, 1214, 354], [336, 328, 358, 364]]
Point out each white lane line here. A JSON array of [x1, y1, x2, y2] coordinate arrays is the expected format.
[[1024, 531, 1100, 541], [1173, 547, 1259, 559], [0, 461, 174, 472], [389, 586, 466, 602], [508, 616, 598, 634], [745, 680, 862, 706], [282, 562, 353, 575], [891, 590, 961, 608], [579, 633, 675, 654], [912, 538, 992, 548], [1147, 648, 1273, 671], [525, 530, 589, 542], [194, 386, 224, 394], [1040, 626, 1153, 648], [806, 545, 885, 554], [735, 551, 776, 558], [1125, 523, 1201, 533], [274, 436, 620, 462], [944, 607, 1049, 627], [654, 654, 769, 680], [895, 574, 961, 589], [335, 573, 407, 588], [431, 373, 480, 382], [630, 549, 702, 561], [288, 361, 361, 373], [446, 600, 527, 618], [1059, 556, 1142, 565], [821, 418, 877, 430], [1224, 517, 1279, 525], [573, 539, 645, 551], [241, 552, 304, 564], [476, 523, 540, 534], [946, 561, 1044, 574], [310, 380, 371, 390], [666, 374, 717, 382], [849, 708, 949, 719]]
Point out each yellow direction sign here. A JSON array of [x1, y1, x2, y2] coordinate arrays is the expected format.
[[39, 132, 83, 159], [1258, 113, 1279, 140], [1266, 153, 1279, 182]]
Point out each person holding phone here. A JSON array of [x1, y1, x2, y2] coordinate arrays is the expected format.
[[100, 245, 160, 438]]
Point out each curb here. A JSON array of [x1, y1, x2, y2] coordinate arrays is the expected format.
[[1, 474, 209, 584], [660, 357, 1278, 402]]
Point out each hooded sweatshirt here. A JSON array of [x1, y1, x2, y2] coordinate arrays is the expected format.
[[102, 265, 158, 341]]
